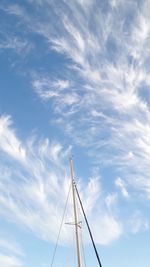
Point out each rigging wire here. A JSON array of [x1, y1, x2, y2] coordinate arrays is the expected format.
[[74, 180, 103, 267], [50, 182, 72, 267]]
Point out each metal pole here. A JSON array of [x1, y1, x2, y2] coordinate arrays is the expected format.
[[69, 157, 81, 267]]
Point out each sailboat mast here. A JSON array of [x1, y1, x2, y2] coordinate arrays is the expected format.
[[69, 158, 81, 267]]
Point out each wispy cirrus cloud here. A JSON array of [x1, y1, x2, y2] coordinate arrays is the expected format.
[[0, 115, 121, 245], [0, 116, 26, 163], [0, 3, 24, 17], [127, 210, 149, 234], [115, 177, 129, 198], [1, 0, 150, 243], [0, 37, 32, 54], [0, 239, 24, 257], [0, 3, 32, 56], [0, 254, 21, 267], [0, 237, 24, 267], [24, 0, 150, 200]]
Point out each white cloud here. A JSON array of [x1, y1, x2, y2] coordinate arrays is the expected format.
[[130, 176, 150, 199], [109, 0, 121, 8], [0, 254, 21, 267], [1, 0, 150, 244], [0, 4, 24, 17], [0, 237, 24, 267], [0, 116, 26, 163], [0, 115, 121, 245], [53, 80, 71, 90], [27, 0, 150, 216], [105, 193, 117, 210], [128, 211, 149, 234], [115, 177, 129, 198], [91, 214, 122, 245], [27, 1, 150, 145], [0, 35, 32, 55], [32, 77, 72, 100], [0, 239, 24, 257]]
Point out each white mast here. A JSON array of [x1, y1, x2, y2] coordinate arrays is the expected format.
[[69, 157, 81, 267]]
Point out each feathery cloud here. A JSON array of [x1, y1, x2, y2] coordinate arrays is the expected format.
[[24, 0, 150, 204], [0, 115, 121, 245], [0, 237, 24, 267], [1, 0, 150, 246], [115, 177, 129, 198], [0, 254, 21, 267]]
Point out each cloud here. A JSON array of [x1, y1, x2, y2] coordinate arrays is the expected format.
[[0, 237, 24, 267], [0, 238, 24, 257], [0, 3, 24, 17], [130, 176, 150, 199], [105, 193, 117, 210], [25, 0, 150, 204], [128, 211, 149, 234], [0, 254, 21, 267], [91, 214, 122, 245], [0, 37, 32, 54], [32, 76, 79, 108], [0, 3, 33, 56], [0, 116, 26, 163], [1, 0, 150, 242], [115, 177, 129, 198], [0, 115, 121, 245]]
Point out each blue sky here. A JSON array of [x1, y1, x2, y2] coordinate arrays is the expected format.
[[0, 0, 150, 266]]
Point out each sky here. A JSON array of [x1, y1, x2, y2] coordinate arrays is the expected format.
[[0, 0, 150, 266]]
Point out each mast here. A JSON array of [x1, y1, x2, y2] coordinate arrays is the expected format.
[[69, 157, 81, 267]]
